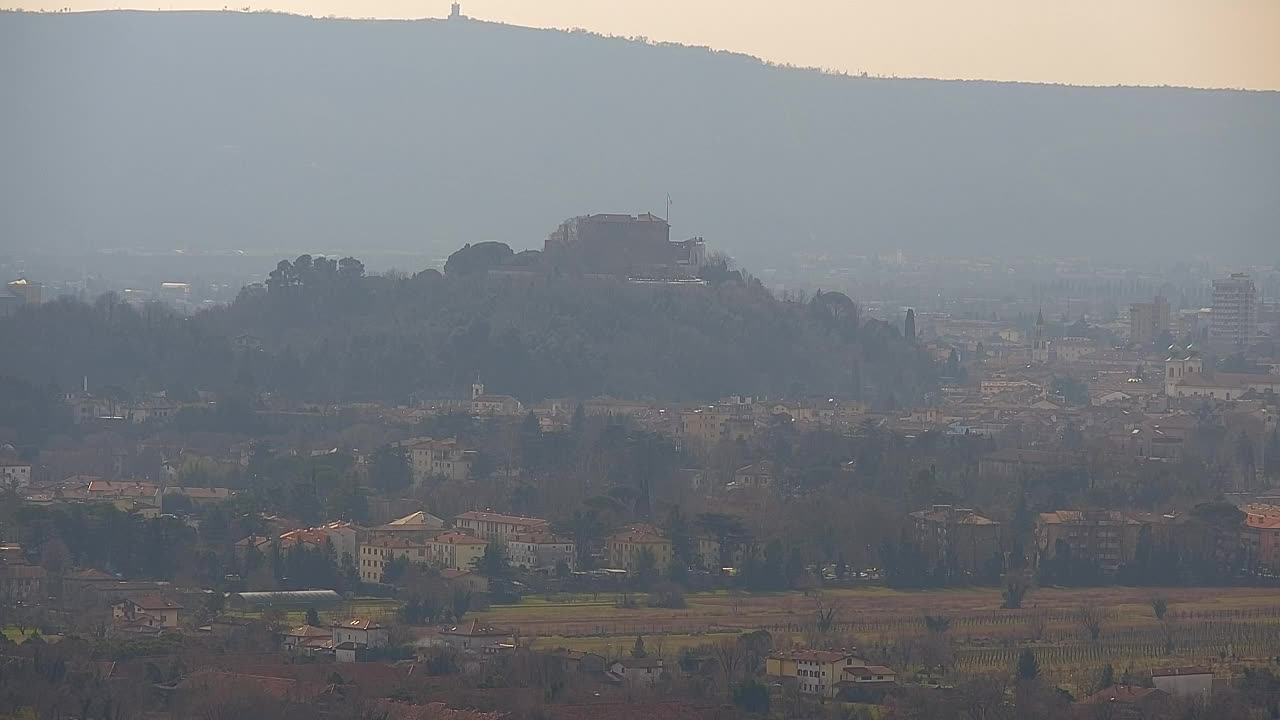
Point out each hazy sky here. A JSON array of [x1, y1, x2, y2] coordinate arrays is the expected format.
[[19, 0, 1280, 90]]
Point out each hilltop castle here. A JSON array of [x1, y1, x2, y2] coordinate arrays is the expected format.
[[543, 213, 705, 278]]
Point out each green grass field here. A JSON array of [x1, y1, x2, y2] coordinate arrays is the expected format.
[[222, 597, 401, 627]]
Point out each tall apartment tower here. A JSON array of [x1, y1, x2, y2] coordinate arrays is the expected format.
[[1129, 295, 1170, 346], [1211, 273, 1258, 350]]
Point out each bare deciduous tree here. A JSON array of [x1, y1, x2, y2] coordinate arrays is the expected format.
[[1025, 608, 1049, 642], [1075, 605, 1103, 642]]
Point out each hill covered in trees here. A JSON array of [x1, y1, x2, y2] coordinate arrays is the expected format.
[[1, 11, 1277, 263], [0, 254, 934, 405]]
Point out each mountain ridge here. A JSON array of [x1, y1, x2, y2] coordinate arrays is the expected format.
[[2, 10, 1277, 264]]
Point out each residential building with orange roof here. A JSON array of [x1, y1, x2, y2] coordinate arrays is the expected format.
[[1036, 510, 1144, 573], [506, 531, 576, 572], [402, 437, 475, 482], [428, 532, 488, 572], [909, 504, 1003, 576], [367, 511, 446, 543], [606, 524, 673, 574], [1242, 504, 1280, 573], [358, 536, 430, 583], [112, 594, 183, 628], [87, 480, 159, 499], [331, 617, 388, 649], [280, 528, 331, 551], [453, 510, 549, 543], [766, 649, 871, 698], [1074, 685, 1171, 717]]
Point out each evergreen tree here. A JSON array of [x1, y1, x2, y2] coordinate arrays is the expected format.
[[305, 607, 321, 627], [1017, 648, 1040, 682], [904, 308, 916, 344], [1096, 663, 1115, 692], [369, 444, 413, 494], [631, 635, 648, 659], [1264, 428, 1280, 482]]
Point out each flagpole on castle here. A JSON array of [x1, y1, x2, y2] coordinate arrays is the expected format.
[[666, 193, 672, 227]]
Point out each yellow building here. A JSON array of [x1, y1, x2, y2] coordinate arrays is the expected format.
[[358, 536, 430, 583], [606, 524, 673, 574], [429, 532, 489, 572], [676, 408, 756, 449], [453, 511, 550, 543], [766, 649, 880, 699]]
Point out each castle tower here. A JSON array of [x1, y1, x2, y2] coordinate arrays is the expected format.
[[449, 2, 462, 20], [471, 380, 485, 399]]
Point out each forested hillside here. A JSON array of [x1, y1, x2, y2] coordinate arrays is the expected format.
[[0, 256, 934, 404], [1, 11, 1277, 262]]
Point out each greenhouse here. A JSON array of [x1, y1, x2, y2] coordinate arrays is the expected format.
[[229, 590, 342, 610]]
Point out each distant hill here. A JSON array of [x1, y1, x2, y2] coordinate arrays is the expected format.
[[0, 255, 935, 405], [1, 10, 1277, 264]]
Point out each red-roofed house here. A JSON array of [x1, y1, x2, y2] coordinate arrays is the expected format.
[[1242, 504, 1280, 574], [331, 617, 389, 651], [1074, 685, 1171, 718], [507, 532, 575, 572], [607, 524, 672, 574], [766, 649, 869, 699], [435, 619, 516, 652], [113, 594, 183, 628], [428, 532, 488, 572], [453, 511, 549, 543]]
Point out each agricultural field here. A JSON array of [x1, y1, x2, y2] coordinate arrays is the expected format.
[[224, 597, 401, 628], [476, 585, 1280, 693]]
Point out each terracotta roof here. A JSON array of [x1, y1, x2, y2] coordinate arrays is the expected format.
[[614, 657, 664, 669], [180, 669, 328, 702], [768, 649, 863, 664], [1245, 514, 1280, 530], [88, 481, 159, 497], [432, 532, 487, 546], [454, 511, 548, 527], [125, 593, 182, 610], [843, 665, 895, 678], [333, 617, 383, 631], [508, 531, 572, 545], [286, 625, 332, 638], [909, 507, 999, 526], [387, 511, 445, 527], [1038, 510, 1140, 525], [608, 524, 669, 544], [442, 619, 511, 637], [164, 487, 234, 499], [280, 529, 330, 546], [367, 536, 429, 549], [64, 568, 116, 581], [1150, 666, 1211, 677], [1078, 685, 1167, 705], [549, 702, 722, 720]]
